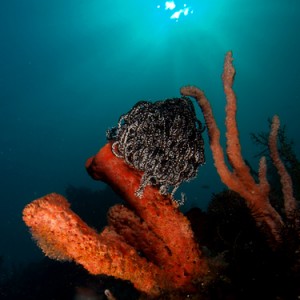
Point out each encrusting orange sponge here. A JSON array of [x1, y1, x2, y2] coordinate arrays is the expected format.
[[23, 143, 209, 296]]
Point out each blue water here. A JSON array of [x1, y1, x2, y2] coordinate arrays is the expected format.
[[0, 0, 299, 272]]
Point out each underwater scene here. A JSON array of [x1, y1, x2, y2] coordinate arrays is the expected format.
[[1, 0, 300, 299]]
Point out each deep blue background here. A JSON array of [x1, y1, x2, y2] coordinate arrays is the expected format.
[[1, 0, 299, 268]]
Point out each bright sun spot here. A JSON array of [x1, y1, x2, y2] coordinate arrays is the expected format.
[[157, 1, 193, 22], [165, 1, 176, 10]]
